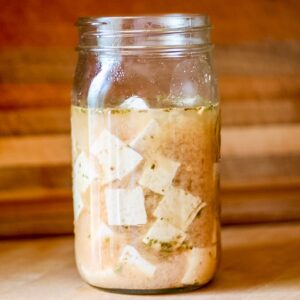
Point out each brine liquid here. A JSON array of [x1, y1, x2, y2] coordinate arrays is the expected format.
[[71, 104, 220, 291]]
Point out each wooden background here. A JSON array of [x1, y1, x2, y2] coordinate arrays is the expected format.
[[0, 0, 299, 236]]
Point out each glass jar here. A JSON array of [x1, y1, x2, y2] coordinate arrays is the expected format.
[[71, 14, 220, 294]]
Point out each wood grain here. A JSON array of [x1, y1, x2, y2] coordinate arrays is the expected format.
[[222, 188, 300, 224], [0, 42, 299, 84], [1, 155, 299, 194], [215, 41, 300, 76], [0, 96, 299, 137], [0, 165, 71, 191], [0, 49, 75, 83], [0, 153, 299, 236], [0, 97, 298, 137], [0, 188, 72, 237], [222, 124, 300, 157], [0, 0, 299, 235], [1, 125, 299, 169], [0, 84, 71, 109], [221, 155, 300, 190], [0, 124, 299, 235], [0, 108, 70, 135], [0, 223, 300, 299], [0, 135, 71, 168], [1, 0, 300, 46], [219, 75, 300, 101], [221, 98, 300, 126]]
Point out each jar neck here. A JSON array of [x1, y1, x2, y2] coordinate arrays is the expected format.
[[76, 14, 212, 55]]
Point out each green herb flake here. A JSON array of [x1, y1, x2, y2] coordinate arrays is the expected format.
[[114, 264, 123, 273], [151, 164, 156, 170], [111, 109, 131, 115], [184, 107, 197, 112], [79, 107, 87, 114]]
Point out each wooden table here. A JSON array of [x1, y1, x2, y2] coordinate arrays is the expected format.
[[0, 223, 299, 300]]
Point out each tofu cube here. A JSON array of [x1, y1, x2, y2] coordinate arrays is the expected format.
[[138, 155, 180, 195], [129, 119, 160, 154], [105, 187, 147, 226], [73, 151, 99, 193], [119, 245, 156, 277], [73, 152, 99, 220], [73, 187, 83, 221], [143, 219, 186, 251], [99, 222, 114, 240], [119, 96, 149, 110], [181, 246, 217, 285], [91, 129, 143, 184], [154, 187, 206, 231], [89, 181, 102, 262]]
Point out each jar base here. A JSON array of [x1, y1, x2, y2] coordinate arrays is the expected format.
[[88, 281, 212, 295]]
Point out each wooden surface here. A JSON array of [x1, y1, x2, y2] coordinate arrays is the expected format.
[[0, 222, 300, 299], [0, 0, 300, 235]]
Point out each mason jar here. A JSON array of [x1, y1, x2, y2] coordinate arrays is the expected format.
[[71, 14, 220, 294]]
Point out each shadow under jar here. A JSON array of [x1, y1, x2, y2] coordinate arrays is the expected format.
[[71, 14, 221, 294]]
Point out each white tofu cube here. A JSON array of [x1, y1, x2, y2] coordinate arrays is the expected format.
[[89, 181, 102, 264], [143, 219, 186, 251], [99, 222, 114, 240], [73, 187, 83, 221], [119, 95, 149, 110], [119, 245, 156, 277], [138, 155, 180, 195], [181, 246, 217, 285], [129, 119, 160, 154], [105, 187, 147, 226], [80, 266, 115, 285], [154, 187, 206, 231], [74, 151, 98, 193], [73, 152, 99, 220], [91, 129, 143, 184]]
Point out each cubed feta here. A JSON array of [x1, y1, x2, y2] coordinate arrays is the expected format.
[[129, 119, 160, 154], [138, 155, 180, 195], [89, 181, 102, 263], [80, 266, 115, 284], [74, 151, 98, 193], [143, 219, 186, 251], [181, 246, 217, 285], [73, 187, 83, 221], [119, 95, 149, 110], [119, 245, 156, 277], [105, 187, 147, 226], [154, 187, 205, 231], [91, 129, 143, 184], [99, 222, 114, 239], [73, 152, 99, 220]]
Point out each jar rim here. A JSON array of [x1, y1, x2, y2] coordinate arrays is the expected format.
[[76, 14, 212, 53], [76, 14, 211, 30]]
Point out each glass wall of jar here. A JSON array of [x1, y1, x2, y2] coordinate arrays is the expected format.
[[71, 14, 220, 294]]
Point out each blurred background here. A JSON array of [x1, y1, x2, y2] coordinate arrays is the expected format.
[[0, 0, 299, 237]]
